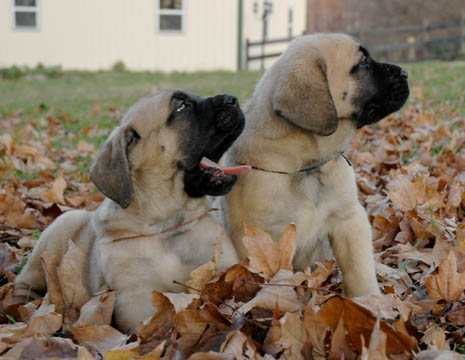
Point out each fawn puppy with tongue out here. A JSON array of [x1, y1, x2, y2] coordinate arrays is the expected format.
[[13, 89, 249, 333]]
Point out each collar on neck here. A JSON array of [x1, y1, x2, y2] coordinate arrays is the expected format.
[[112, 208, 218, 243], [240, 153, 351, 175]]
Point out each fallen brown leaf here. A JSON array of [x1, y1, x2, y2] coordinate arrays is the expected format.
[[425, 250, 465, 302]]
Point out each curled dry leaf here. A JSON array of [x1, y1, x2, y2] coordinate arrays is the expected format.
[[40, 175, 67, 204], [238, 270, 311, 314], [74, 290, 116, 327], [57, 240, 90, 311]]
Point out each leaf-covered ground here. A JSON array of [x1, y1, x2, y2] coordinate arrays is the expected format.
[[1, 63, 465, 359]]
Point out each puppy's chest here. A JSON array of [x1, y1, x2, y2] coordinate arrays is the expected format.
[[264, 174, 337, 240]]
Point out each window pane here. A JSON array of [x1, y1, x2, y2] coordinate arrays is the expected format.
[[15, 11, 37, 27], [160, 15, 182, 31], [160, 0, 182, 10], [15, 0, 36, 6]]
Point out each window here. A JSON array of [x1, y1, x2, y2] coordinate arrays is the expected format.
[[12, 0, 40, 29], [156, 0, 185, 33]]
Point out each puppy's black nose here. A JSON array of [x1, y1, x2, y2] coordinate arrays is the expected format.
[[224, 95, 238, 107], [400, 69, 408, 79]]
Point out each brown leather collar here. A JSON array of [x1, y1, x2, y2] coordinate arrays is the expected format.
[[239, 153, 351, 175]]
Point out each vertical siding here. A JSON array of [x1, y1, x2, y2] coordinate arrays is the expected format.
[[1, 0, 239, 71]]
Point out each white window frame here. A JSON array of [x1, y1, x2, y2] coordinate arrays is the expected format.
[[11, 0, 40, 30], [155, 0, 186, 34]]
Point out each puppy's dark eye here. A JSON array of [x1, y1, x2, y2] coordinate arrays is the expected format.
[[176, 101, 187, 112]]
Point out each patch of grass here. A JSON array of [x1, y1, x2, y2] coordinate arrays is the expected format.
[[403, 61, 465, 114], [431, 142, 444, 156], [0, 70, 263, 120], [12, 170, 42, 183]]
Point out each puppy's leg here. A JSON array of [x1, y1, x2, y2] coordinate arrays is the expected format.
[[113, 288, 156, 334], [329, 205, 380, 297], [14, 210, 89, 302]]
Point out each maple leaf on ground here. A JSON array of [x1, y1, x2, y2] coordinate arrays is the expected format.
[[315, 296, 417, 355], [425, 250, 465, 302], [384, 176, 426, 212], [241, 223, 296, 278]]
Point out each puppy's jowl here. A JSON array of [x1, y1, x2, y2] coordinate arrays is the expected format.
[[223, 33, 409, 297], [14, 90, 248, 333]]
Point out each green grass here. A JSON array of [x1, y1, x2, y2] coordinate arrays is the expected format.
[[0, 60, 463, 141], [0, 70, 263, 123], [402, 61, 465, 114]]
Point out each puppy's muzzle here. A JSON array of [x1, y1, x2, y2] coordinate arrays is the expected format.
[[212, 95, 242, 131]]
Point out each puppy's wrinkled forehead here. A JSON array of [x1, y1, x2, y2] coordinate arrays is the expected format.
[[314, 34, 361, 66], [121, 89, 178, 136]]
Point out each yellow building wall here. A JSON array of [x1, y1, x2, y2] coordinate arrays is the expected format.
[[1, 0, 238, 71]]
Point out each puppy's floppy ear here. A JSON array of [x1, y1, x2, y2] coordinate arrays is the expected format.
[[272, 58, 338, 136], [90, 126, 140, 209]]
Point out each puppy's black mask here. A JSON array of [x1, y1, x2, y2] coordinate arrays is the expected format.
[[351, 47, 410, 128], [169, 91, 245, 198]]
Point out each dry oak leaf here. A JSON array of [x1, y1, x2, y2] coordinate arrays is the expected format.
[[242, 223, 296, 278], [425, 250, 465, 302]]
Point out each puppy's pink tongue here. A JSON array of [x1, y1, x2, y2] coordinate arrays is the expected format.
[[200, 157, 251, 175]]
